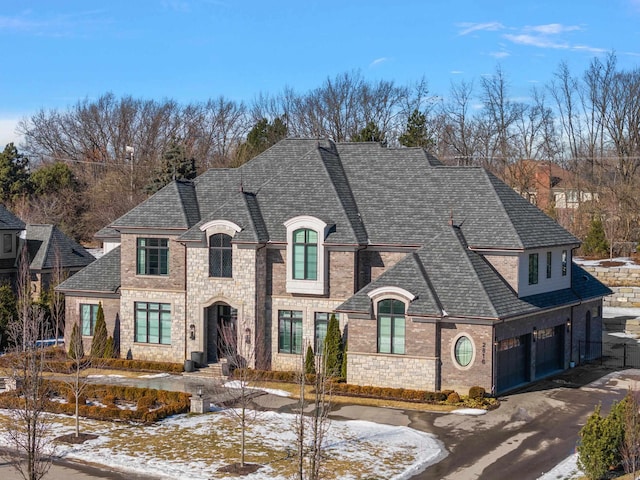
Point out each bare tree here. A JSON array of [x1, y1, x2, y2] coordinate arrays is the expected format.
[[622, 387, 640, 477], [2, 246, 55, 480], [294, 340, 333, 480]]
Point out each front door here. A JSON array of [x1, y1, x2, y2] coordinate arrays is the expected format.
[[206, 303, 237, 363]]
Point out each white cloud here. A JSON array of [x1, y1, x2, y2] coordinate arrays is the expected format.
[[456, 22, 504, 36], [450, 70, 464, 74], [369, 57, 390, 67], [504, 33, 569, 49], [526, 23, 581, 35], [490, 51, 510, 59]]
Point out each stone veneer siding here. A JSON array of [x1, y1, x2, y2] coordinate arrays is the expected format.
[[348, 352, 437, 390], [119, 289, 186, 363], [580, 265, 640, 306], [63, 295, 120, 354], [270, 297, 347, 372], [185, 244, 259, 365], [120, 233, 186, 291]]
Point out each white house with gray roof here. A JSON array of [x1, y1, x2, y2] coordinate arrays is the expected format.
[[57, 139, 610, 394]]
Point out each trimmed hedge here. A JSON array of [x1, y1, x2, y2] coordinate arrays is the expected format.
[[47, 358, 184, 374], [0, 380, 191, 424], [233, 368, 498, 409]]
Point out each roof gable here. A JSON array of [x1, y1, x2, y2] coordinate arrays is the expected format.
[[26, 224, 95, 270]]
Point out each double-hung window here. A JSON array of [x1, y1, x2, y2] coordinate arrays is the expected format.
[[137, 238, 169, 275], [135, 302, 171, 344], [278, 310, 303, 354], [528, 253, 539, 285], [209, 233, 232, 277], [314, 312, 329, 354], [561, 250, 568, 276], [377, 299, 405, 354], [546, 251, 552, 279], [293, 229, 318, 280], [80, 304, 99, 336]]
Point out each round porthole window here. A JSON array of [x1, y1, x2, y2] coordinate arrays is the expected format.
[[454, 336, 473, 367]]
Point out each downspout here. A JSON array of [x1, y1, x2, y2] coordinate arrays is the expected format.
[[183, 242, 188, 361]]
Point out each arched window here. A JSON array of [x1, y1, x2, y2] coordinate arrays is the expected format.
[[377, 298, 405, 354], [293, 228, 318, 280], [209, 233, 232, 277]]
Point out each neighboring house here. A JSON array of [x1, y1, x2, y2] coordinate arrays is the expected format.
[[0, 205, 95, 300], [57, 139, 610, 394], [507, 160, 597, 211]]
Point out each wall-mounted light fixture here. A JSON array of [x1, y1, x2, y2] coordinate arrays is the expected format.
[[532, 326, 537, 342], [189, 324, 196, 340], [566, 319, 571, 332], [245, 327, 251, 345]]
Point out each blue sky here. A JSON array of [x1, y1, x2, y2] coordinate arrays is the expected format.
[[2, 0, 640, 147]]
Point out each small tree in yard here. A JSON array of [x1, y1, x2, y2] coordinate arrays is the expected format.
[[582, 217, 609, 258], [304, 344, 316, 375], [621, 389, 640, 477], [578, 400, 626, 479], [295, 340, 333, 480], [324, 314, 343, 377], [2, 246, 55, 480], [90, 303, 107, 358], [68, 322, 83, 359]]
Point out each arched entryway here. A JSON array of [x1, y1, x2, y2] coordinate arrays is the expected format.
[[204, 303, 237, 364]]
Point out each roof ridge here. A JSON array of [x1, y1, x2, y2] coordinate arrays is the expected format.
[[410, 249, 447, 316], [317, 146, 368, 244], [479, 169, 525, 249], [450, 226, 501, 318]]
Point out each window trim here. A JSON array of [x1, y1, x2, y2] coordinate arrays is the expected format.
[[561, 250, 568, 276], [134, 302, 172, 345], [528, 253, 539, 285], [376, 298, 406, 355], [80, 303, 99, 336], [136, 238, 169, 276], [314, 312, 330, 354], [278, 309, 303, 354], [451, 333, 476, 370], [209, 233, 233, 278], [284, 216, 328, 295], [546, 251, 552, 279]]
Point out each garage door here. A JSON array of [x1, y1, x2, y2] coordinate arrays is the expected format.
[[496, 334, 530, 393], [535, 325, 564, 378]]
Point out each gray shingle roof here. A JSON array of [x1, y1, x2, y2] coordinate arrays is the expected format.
[[105, 138, 576, 250], [0, 205, 25, 230], [337, 225, 605, 320], [26, 224, 95, 270], [56, 246, 120, 294]]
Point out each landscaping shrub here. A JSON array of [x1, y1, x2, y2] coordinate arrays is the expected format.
[[469, 386, 485, 400], [446, 392, 461, 404]]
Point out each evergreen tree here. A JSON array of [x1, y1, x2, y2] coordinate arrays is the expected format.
[[305, 344, 316, 375], [582, 217, 609, 257], [398, 109, 434, 148], [0, 143, 30, 201], [323, 314, 343, 377], [68, 322, 84, 360], [104, 336, 115, 359], [234, 116, 288, 166], [90, 303, 107, 358], [351, 121, 385, 143], [341, 341, 347, 379], [145, 139, 197, 194], [578, 402, 626, 478], [0, 284, 17, 350]]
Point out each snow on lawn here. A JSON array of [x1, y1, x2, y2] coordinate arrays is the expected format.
[[0, 408, 445, 480], [224, 380, 292, 397], [450, 408, 487, 416], [574, 256, 640, 268], [537, 453, 582, 480]]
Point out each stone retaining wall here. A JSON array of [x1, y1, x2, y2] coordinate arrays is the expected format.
[[581, 265, 640, 307]]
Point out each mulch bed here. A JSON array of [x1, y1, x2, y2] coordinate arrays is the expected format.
[[217, 462, 261, 475], [55, 433, 99, 444]]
